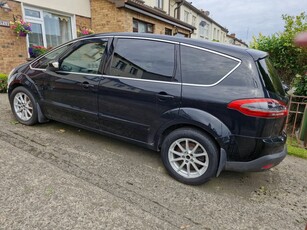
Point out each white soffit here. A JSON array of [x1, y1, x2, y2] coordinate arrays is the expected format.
[[18, 0, 91, 17]]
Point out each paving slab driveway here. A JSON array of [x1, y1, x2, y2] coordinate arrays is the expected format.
[[0, 93, 306, 230]]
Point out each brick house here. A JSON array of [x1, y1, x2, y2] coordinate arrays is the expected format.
[[0, 0, 194, 74]]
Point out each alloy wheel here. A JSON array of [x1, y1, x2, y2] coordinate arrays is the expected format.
[[168, 138, 209, 179], [13, 92, 33, 122]]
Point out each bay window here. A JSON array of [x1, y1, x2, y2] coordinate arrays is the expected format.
[[24, 6, 74, 49]]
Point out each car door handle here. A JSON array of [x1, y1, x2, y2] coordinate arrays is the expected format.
[[157, 92, 175, 101], [81, 81, 94, 89]]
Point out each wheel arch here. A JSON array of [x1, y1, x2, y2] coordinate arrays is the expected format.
[[8, 73, 41, 100], [155, 108, 232, 152]]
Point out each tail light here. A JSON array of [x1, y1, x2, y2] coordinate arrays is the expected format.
[[227, 98, 288, 119]]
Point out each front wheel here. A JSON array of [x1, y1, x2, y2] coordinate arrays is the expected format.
[[161, 128, 219, 185], [9, 86, 38, 126]]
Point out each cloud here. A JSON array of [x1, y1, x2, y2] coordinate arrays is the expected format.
[[191, 0, 306, 43]]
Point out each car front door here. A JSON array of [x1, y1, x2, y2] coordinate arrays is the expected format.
[[98, 38, 181, 144], [42, 38, 108, 129]]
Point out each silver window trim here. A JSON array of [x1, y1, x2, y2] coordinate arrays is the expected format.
[[56, 71, 102, 77], [29, 35, 242, 87], [50, 71, 181, 85], [102, 74, 180, 85], [180, 43, 242, 87], [114, 36, 179, 44], [181, 43, 241, 62]]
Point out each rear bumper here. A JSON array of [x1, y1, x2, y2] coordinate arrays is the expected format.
[[224, 145, 287, 172]]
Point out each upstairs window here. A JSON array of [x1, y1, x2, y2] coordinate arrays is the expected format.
[[184, 11, 189, 23], [192, 16, 196, 27], [204, 24, 209, 38], [199, 20, 209, 39], [156, 0, 163, 9], [199, 21, 206, 38], [213, 28, 216, 40]]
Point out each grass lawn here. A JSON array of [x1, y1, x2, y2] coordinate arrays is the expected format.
[[287, 137, 307, 159]]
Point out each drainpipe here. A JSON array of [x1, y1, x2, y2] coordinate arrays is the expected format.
[[174, 0, 185, 20], [168, 0, 170, 15]]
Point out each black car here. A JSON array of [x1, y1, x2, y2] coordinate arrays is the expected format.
[[7, 33, 288, 185]]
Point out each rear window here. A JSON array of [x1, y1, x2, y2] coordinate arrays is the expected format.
[[258, 58, 285, 97], [181, 45, 240, 85]]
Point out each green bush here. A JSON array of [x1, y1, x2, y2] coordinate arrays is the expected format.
[[250, 12, 307, 85], [293, 74, 307, 96], [0, 73, 8, 93]]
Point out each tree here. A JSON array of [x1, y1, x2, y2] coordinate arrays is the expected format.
[[250, 12, 307, 87]]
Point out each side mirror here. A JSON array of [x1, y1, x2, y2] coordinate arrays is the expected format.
[[47, 61, 59, 72]]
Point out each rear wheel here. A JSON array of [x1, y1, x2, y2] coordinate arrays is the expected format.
[[10, 86, 38, 126], [161, 128, 219, 185]]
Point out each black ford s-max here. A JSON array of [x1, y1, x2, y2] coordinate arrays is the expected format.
[[7, 33, 288, 185]]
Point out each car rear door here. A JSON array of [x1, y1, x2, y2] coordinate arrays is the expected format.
[[98, 37, 181, 144]]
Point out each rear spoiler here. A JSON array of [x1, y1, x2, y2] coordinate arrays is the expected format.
[[246, 49, 267, 61]]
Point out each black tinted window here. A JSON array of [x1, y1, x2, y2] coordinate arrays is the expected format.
[[109, 39, 175, 81], [32, 44, 71, 69], [258, 58, 285, 96], [181, 45, 239, 85], [60, 41, 107, 74]]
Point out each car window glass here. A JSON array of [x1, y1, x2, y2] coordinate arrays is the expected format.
[[60, 41, 107, 74], [32, 44, 71, 69], [258, 58, 285, 97], [181, 45, 239, 85], [108, 39, 175, 81]]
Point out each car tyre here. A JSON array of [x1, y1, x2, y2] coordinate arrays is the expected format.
[[10, 86, 38, 126], [161, 128, 219, 185]]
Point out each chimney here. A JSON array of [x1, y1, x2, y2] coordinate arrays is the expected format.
[[200, 9, 210, 16]]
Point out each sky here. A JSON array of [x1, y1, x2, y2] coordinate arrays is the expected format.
[[192, 0, 307, 44]]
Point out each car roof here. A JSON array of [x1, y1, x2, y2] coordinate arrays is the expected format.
[[79, 32, 267, 60]]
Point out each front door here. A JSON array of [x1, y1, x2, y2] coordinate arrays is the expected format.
[[42, 38, 108, 129]]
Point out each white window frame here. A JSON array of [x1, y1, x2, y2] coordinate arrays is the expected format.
[[192, 15, 196, 27], [184, 11, 189, 23], [213, 28, 216, 40], [156, 0, 163, 9], [199, 25, 205, 38], [22, 4, 76, 51], [23, 5, 47, 49], [204, 24, 209, 39]]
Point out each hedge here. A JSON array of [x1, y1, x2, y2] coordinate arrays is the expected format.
[[0, 74, 8, 93]]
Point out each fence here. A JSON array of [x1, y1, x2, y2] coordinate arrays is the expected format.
[[285, 95, 307, 148]]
